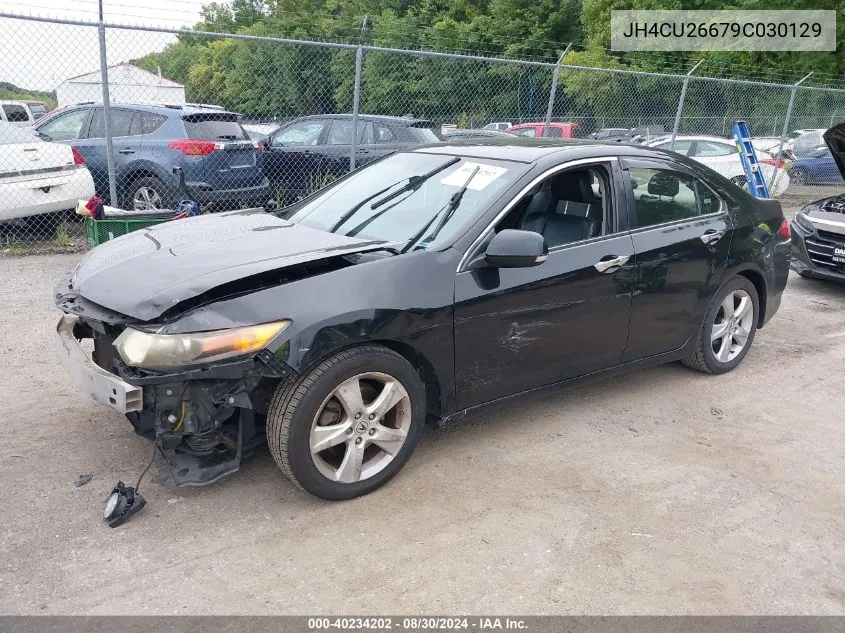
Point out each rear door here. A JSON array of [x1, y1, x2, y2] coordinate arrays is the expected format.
[[181, 113, 263, 191], [78, 107, 139, 196], [264, 118, 329, 201], [620, 157, 733, 362], [322, 118, 374, 177]]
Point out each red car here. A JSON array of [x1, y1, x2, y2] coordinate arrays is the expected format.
[[508, 122, 578, 139]]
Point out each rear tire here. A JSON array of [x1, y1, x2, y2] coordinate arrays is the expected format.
[[790, 169, 807, 185], [266, 345, 427, 500], [123, 176, 171, 211], [683, 276, 759, 375]]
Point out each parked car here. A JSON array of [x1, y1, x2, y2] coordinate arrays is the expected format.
[[508, 122, 578, 138], [790, 124, 845, 281], [483, 121, 512, 131], [441, 129, 513, 140], [0, 100, 36, 127], [788, 145, 843, 185], [25, 100, 51, 120], [55, 138, 790, 500], [0, 121, 94, 232], [33, 103, 271, 211], [588, 128, 631, 142], [648, 135, 790, 196], [262, 114, 438, 204], [786, 129, 826, 157], [242, 122, 281, 148]]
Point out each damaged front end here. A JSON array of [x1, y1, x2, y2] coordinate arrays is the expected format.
[[55, 290, 297, 487]]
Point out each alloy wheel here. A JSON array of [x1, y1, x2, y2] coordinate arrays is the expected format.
[[133, 186, 163, 210], [309, 372, 412, 484], [711, 289, 754, 363]]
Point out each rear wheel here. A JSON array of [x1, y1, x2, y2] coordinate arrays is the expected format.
[[683, 276, 759, 374], [266, 345, 426, 500], [124, 176, 169, 211], [790, 169, 807, 185]]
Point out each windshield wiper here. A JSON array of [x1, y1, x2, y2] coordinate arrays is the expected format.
[[400, 165, 480, 254], [329, 156, 460, 233], [370, 157, 460, 210]]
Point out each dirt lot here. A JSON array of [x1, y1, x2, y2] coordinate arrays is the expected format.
[[1, 204, 845, 614]]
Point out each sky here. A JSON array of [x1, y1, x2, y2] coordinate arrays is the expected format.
[[0, 0, 208, 91]]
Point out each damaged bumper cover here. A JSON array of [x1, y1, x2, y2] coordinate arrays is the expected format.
[[56, 314, 143, 414], [55, 311, 298, 486]]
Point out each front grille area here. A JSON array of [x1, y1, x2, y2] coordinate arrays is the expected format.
[[806, 230, 845, 271]]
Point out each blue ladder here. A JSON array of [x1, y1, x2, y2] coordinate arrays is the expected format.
[[731, 121, 770, 198]]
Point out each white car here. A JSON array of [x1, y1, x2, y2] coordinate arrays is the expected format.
[[0, 121, 95, 226], [483, 121, 512, 131], [648, 135, 790, 197], [0, 100, 37, 127]]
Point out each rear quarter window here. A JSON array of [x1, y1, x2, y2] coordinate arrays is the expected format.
[[183, 115, 247, 141]]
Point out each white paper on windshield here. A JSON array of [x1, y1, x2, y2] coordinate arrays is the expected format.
[[440, 162, 507, 191]]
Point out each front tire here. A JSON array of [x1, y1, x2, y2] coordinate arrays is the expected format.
[[790, 169, 807, 185], [683, 276, 759, 374], [266, 345, 427, 500]]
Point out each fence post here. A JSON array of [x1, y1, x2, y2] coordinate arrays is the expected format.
[[97, 0, 118, 205], [349, 18, 367, 172], [670, 59, 704, 150], [769, 72, 812, 192], [542, 43, 570, 137]]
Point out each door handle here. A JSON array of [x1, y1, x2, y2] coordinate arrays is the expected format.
[[117, 148, 135, 154], [594, 254, 630, 273], [700, 229, 725, 245]]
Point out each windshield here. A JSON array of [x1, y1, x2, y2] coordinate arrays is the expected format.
[[290, 152, 526, 249]]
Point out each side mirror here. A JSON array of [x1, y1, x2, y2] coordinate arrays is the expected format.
[[484, 229, 547, 268]]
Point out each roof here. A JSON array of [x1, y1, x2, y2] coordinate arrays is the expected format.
[[43, 102, 235, 116], [62, 63, 183, 87], [296, 113, 432, 125], [412, 137, 636, 162]]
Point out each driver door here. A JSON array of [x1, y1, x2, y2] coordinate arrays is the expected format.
[[452, 159, 635, 410], [264, 118, 328, 202]]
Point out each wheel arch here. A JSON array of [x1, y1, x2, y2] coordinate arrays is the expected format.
[[734, 267, 767, 327], [295, 338, 444, 424]]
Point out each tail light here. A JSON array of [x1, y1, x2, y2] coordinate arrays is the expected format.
[[761, 158, 786, 169], [251, 140, 264, 151], [71, 146, 85, 165], [168, 139, 217, 156], [778, 218, 791, 239]]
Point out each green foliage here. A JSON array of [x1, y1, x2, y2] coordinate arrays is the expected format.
[[128, 0, 845, 134], [0, 82, 56, 107]]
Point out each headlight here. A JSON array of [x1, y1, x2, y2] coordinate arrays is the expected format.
[[114, 320, 290, 369]]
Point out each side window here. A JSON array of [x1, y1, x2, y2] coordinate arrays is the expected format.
[[133, 112, 167, 135], [37, 109, 89, 141], [3, 104, 30, 123], [544, 127, 563, 138], [628, 167, 719, 228], [655, 139, 693, 155], [88, 108, 135, 138], [693, 140, 736, 157], [327, 120, 371, 145], [374, 124, 395, 144], [513, 128, 537, 138], [495, 165, 611, 248], [272, 120, 325, 146]]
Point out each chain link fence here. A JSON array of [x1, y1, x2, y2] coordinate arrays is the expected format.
[[1, 12, 844, 252]]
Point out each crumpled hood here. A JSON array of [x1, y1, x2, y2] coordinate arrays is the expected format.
[[68, 208, 386, 320]]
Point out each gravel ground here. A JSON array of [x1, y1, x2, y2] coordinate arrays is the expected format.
[[1, 205, 844, 615]]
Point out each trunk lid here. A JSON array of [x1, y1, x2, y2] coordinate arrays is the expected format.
[[180, 113, 263, 189]]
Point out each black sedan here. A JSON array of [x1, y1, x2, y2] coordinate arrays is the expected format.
[[55, 139, 791, 501]]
